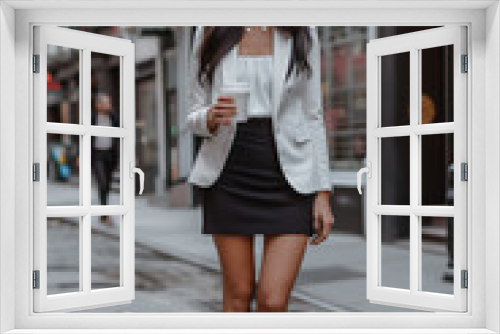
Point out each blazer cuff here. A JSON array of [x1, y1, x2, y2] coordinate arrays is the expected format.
[[188, 105, 215, 138], [318, 177, 332, 194], [317, 183, 333, 193], [311, 114, 333, 193]]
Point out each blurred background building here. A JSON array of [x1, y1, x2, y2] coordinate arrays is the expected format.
[[47, 26, 450, 240], [45, 26, 454, 312]]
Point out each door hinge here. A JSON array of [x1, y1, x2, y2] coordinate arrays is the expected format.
[[33, 163, 40, 182], [33, 270, 40, 289], [461, 162, 468, 181], [33, 54, 40, 73], [461, 54, 468, 73], [461, 269, 468, 289]]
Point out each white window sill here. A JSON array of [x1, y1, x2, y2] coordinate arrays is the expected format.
[[3, 329, 498, 334]]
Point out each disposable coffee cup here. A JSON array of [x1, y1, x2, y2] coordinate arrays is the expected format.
[[218, 82, 251, 125]]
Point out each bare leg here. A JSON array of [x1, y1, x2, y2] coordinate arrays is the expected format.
[[256, 234, 309, 312], [212, 234, 255, 312]]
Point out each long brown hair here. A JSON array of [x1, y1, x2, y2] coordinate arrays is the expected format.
[[196, 26, 313, 88]]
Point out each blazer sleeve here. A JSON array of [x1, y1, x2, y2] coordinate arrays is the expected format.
[[184, 26, 216, 138], [305, 26, 333, 193]]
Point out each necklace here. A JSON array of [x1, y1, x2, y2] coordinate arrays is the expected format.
[[239, 26, 273, 56], [245, 26, 268, 33]]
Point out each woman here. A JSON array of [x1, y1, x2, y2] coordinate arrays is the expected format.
[[186, 26, 334, 312]]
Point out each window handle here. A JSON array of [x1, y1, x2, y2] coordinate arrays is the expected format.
[[357, 161, 371, 195], [129, 162, 144, 195]]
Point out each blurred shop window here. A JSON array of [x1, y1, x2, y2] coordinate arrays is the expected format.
[[165, 47, 180, 184], [136, 80, 158, 193], [319, 26, 367, 171], [167, 90, 179, 182]]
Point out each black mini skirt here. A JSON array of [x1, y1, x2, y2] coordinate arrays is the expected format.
[[199, 116, 315, 236]]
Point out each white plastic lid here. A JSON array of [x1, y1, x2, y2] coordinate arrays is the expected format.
[[221, 81, 251, 92]]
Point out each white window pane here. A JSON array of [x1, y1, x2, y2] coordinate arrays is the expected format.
[[421, 45, 454, 124], [380, 51, 410, 127], [47, 44, 80, 124], [421, 216, 454, 295], [421, 133, 454, 206], [381, 215, 410, 290], [91, 52, 120, 127], [91, 137, 121, 206], [381, 136, 410, 205], [47, 217, 81, 295], [47, 134, 81, 206], [91, 215, 121, 290]]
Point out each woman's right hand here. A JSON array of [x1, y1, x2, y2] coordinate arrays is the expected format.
[[207, 96, 237, 135]]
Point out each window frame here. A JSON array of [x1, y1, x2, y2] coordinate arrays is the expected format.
[[32, 25, 137, 313], [364, 25, 468, 312], [0, 1, 497, 333]]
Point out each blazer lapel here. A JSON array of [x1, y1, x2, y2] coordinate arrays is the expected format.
[[273, 28, 292, 117], [223, 44, 238, 85]]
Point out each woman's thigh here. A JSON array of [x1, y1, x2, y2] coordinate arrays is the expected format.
[[257, 234, 309, 308], [212, 234, 255, 294]]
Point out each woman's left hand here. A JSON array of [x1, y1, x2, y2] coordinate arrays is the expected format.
[[310, 190, 334, 245]]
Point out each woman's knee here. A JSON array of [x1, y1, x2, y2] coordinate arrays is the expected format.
[[257, 288, 288, 312], [227, 280, 254, 303], [224, 280, 255, 311]]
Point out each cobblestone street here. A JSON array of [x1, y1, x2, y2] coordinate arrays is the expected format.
[[48, 217, 326, 312], [44, 183, 454, 313]]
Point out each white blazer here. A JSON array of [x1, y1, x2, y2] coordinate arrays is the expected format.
[[185, 26, 332, 195]]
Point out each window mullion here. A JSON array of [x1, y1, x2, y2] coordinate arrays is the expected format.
[[90, 205, 129, 216], [410, 48, 419, 294], [82, 47, 92, 294]]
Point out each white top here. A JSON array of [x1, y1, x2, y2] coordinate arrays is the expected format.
[[95, 114, 113, 149], [235, 50, 273, 118]]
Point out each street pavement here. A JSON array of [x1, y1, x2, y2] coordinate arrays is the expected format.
[[47, 182, 453, 312]]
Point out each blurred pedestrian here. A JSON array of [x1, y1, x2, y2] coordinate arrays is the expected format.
[[91, 92, 119, 225]]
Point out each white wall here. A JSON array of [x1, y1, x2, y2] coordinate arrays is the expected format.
[[485, 2, 500, 333], [0, 2, 16, 333], [5, 4, 496, 331]]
